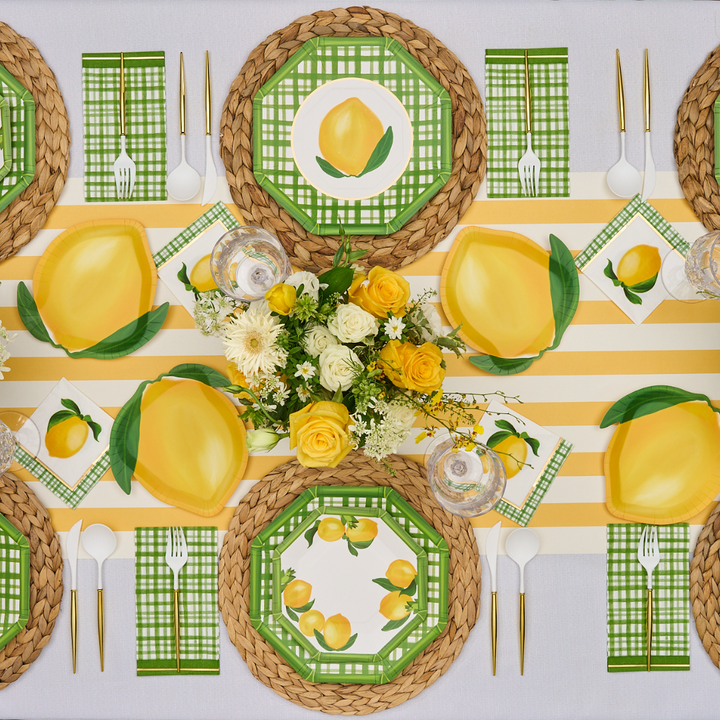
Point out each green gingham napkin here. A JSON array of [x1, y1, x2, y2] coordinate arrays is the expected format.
[[82, 52, 167, 202], [485, 48, 569, 198], [135, 527, 219, 675], [607, 523, 690, 672]]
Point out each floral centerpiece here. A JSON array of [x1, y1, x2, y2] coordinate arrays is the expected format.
[[0, 284, 11, 379], [184, 234, 512, 469]]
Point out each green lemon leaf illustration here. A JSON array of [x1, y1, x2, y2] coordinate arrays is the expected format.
[[522, 434, 541, 456], [286, 607, 299, 622], [403, 578, 417, 596], [85, 418, 103, 442], [349, 538, 374, 550], [304, 521, 320, 548], [289, 599, 315, 613], [60, 398, 83, 416], [357, 126, 394, 177], [470, 354, 538, 376], [345, 538, 359, 557], [486, 430, 515, 448], [316, 156, 348, 178], [177, 262, 201, 299], [16, 282, 56, 346], [372, 577, 404, 593], [600, 385, 720, 428], [313, 629, 358, 652], [381, 616, 410, 632], [46, 410, 77, 433], [622, 286, 643, 305], [603, 259, 622, 286], [627, 272, 659, 294], [494, 419, 518, 433]]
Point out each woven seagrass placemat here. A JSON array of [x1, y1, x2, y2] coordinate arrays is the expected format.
[[0, 22, 70, 262], [219, 6, 487, 272], [0, 471, 63, 689], [674, 43, 720, 231], [219, 453, 480, 714]]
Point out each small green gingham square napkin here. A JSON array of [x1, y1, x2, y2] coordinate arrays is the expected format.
[[607, 523, 690, 672], [485, 48, 569, 198], [82, 52, 167, 202], [135, 527, 219, 675]]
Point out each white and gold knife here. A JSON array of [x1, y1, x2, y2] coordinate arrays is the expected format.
[[67, 519, 83, 674], [641, 49, 655, 201], [201, 51, 218, 206], [486, 520, 501, 676]]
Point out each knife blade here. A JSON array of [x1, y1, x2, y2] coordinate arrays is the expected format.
[[201, 51, 218, 206], [67, 519, 82, 674], [641, 49, 655, 201], [486, 520, 501, 675]]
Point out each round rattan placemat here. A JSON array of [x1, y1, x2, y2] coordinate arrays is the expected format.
[[219, 6, 486, 272], [219, 453, 480, 714], [0, 471, 63, 689], [674, 44, 720, 231], [0, 22, 70, 262]]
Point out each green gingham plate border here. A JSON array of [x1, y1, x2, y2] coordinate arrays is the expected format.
[[153, 201, 238, 268], [0, 97, 13, 183], [82, 51, 167, 202], [575, 194, 690, 270], [250, 485, 449, 684], [494, 438, 573, 526], [0, 511, 30, 650], [607, 523, 690, 672], [485, 48, 569, 198], [253, 36, 452, 236], [0, 63, 35, 213], [135, 526, 219, 675]]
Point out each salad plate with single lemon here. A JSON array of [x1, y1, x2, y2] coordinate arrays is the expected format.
[[441, 227, 579, 375], [602, 385, 720, 524], [250, 485, 449, 684]]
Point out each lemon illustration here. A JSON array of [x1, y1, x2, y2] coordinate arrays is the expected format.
[[441, 227, 555, 358], [345, 518, 378, 543], [318, 97, 384, 176], [322, 614, 352, 650], [605, 401, 720, 522], [493, 435, 527, 479], [317, 517, 345, 542], [299, 609, 325, 636], [616, 245, 661, 287], [385, 560, 417, 589], [45, 416, 89, 459], [379, 591, 413, 621], [283, 579, 312, 608], [134, 377, 247, 517], [189, 253, 217, 292], [33, 220, 156, 351]]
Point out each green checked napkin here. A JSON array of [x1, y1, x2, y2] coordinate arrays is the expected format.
[[82, 52, 167, 202], [607, 523, 690, 672], [485, 48, 569, 198], [135, 527, 219, 675]]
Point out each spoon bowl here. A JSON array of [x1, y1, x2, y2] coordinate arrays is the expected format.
[[82, 523, 117, 590], [168, 135, 201, 202], [506, 528, 539, 593], [607, 133, 641, 199]]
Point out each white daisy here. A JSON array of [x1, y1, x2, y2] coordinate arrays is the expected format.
[[294, 361, 316, 380], [223, 304, 288, 377], [385, 316, 406, 340], [296, 386, 311, 403]]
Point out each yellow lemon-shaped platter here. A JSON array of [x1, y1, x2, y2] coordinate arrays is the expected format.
[[109, 365, 247, 517], [19, 219, 168, 359], [602, 386, 720, 524], [441, 227, 579, 375]]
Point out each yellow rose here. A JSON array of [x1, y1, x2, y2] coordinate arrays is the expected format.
[[349, 266, 410, 318], [379, 340, 445, 394], [225, 363, 252, 402], [289, 401, 351, 468], [265, 283, 297, 315]]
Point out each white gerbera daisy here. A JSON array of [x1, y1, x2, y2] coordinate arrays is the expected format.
[[384, 316, 406, 340], [223, 304, 288, 378]]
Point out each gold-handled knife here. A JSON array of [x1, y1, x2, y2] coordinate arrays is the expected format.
[[67, 519, 83, 674], [201, 51, 218, 206], [486, 521, 501, 675], [641, 49, 655, 201]]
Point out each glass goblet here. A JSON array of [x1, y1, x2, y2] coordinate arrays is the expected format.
[[0, 411, 41, 474], [661, 230, 720, 303]]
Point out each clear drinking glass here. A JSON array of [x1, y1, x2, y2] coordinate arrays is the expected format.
[[425, 434, 507, 517], [210, 226, 291, 302], [0, 412, 40, 475], [661, 230, 720, 302], [0, 420, 15, 474]]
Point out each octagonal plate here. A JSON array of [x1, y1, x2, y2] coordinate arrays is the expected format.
[[0, 513, 30, 650], [250, 486, 449, 684], [253, 37, 452, 235]]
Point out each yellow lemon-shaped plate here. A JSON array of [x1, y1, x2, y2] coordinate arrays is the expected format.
[[109, 365, 247, 517], [441, 227, 579, 375], [602, 386, 720, 524], [19, 219, 168, 359]]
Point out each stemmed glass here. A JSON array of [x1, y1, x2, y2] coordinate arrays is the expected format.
[[0, 411, 41, 475], [661, 230, 720, 303], [424, 433, 507, 517]]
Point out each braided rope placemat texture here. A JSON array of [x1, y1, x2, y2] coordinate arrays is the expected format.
[[0, 22, 70, 262], [219, 453, 480, 714], [219, 6, 487, 272], [674, 43, 720, 231], [0, 471, 63, 689]]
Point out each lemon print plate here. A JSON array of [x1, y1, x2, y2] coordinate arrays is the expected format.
[[601, 386, 720, 524], [18, 219, 169, 359], [441, 227, 579, 376], [250, 486, 449, 684], [109, 364, 248, 517], [0, 512, 30, 651]]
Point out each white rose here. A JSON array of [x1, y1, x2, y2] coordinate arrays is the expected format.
[[420, 303, 443, 342], [303, 325, 339, 358], [318, 345, 360, 392], [246, 429, 281, 452], [386, 401, 418, 430], [285, 271, 320, 301], [327, 304, 379, 344]]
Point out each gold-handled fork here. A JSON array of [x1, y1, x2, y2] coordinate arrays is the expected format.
[[637, 525, 660, 672], [165, 526, 188, 673], [113, 52, 136, 199], [518, 49, 541, 196]]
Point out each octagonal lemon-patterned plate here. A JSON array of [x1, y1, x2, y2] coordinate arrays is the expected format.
[[0, 513, 30, 650], [250, 485, 449, 684], [252, 37, 452, 235]]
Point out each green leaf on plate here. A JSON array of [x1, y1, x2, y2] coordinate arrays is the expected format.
[[16, 282, 59, 347], [357, 126, 394, 177], [349, 538, 374, 550], [163, 363, 229, 387], [316, 156, 348, 178], [403, 578, 417, 596], [318, 266, 354, 303], [84, 418, 103, 442], [304, 521, 320, 548], [627, 272, 659, 294], [469, 354, 538, 376], [289, 599, 315, 613], [345, 538, 359, 557], [381, 616, 410, 632], [372, 577, 403, 593], [600, 385, 720, 428], [493, 419, 517, 433], [486, 430, 514, 448], [313, 629, 358, 652], [286, 607, 299, 622], [60, 398, 83, 415], [521, 434, 541, 456], [46, 409, 77, 433]]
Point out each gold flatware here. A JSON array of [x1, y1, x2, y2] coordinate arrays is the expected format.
[[638, 525, 659, 671], [518, 49, 541, 196], [67, 519, 82, 674], [201, 51, 218, 206], [165, 526, 188, 673], [112, 52, 136, 199], [641, 49, 655, 201], [486, 521, 501, 675]]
